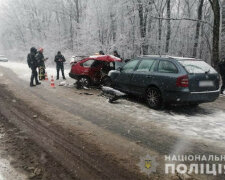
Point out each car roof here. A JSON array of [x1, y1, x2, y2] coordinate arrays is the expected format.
[[82, 55, 122, 62], [138, 55, 202, 61]]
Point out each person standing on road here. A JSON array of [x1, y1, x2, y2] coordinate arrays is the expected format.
[[36, 48, 47, 80], [219, 58, 225, 94], [27, 47, 41, 87], [54, 51, 66, 80]]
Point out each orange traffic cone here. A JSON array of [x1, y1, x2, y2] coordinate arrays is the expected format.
[[45, 72, 48, 81], [50, 76, 55, 88]]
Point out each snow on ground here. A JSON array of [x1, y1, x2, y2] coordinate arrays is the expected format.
[[0, 62, 70, 82], [1, 62, 225, 145], [102, 96, 225, 144]]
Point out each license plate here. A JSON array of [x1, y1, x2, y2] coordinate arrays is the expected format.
[[199, 81, 214, 87]]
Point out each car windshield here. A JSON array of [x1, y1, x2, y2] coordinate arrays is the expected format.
[[178, 60, 217, 74], [115, 62, 125, 69]]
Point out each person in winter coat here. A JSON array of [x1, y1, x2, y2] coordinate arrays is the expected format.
[[219, 58, 225, 94], [27, 47, 41, 87], [113, 50, 121, 58], [54, 51, 66, 80], [36, 48, 47, 80], [99, 50, 105, 55]]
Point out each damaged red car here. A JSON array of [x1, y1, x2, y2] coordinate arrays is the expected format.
[[69, 55, 123, 87]]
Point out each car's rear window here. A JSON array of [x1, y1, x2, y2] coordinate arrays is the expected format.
[[178, 60, 217, 74]]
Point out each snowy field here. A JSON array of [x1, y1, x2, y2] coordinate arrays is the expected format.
[[1, 62, 225, 145]]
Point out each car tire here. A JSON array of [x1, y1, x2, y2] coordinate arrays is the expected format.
[[79, 77, 90, 88], [146, 87, 162, 109]]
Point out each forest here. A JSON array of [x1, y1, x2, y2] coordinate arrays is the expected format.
[[0, 0, 224, 68]]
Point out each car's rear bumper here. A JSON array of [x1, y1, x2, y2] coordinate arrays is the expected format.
[[164, 89, 220, 104]]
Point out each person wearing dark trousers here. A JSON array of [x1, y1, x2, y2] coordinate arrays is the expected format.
[[36, 48, 47, 80], [219, 58, 225, 94], [27, 47, 41, 87], [55, 51, 66, 80], [35, 48, 48, 80]]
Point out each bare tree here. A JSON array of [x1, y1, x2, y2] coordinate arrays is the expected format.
[[193, 0, 204, 58], [208, 0, 220, 68], [165, 0, 171, 53]]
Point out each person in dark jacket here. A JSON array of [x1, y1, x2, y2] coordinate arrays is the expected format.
[[219, 58, 225, 94], [55, 51, 66, 80], [27, 47, 41, 87], [99, 50, 105, 55], [36, 48, 47, 80], [113, 50, 121, 58]]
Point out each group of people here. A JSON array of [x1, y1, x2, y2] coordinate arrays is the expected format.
[[27, 47, 66, 87], [99, 50, 121, 59]]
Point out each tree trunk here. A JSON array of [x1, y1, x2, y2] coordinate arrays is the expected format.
[[193, 0, 204, 58], [221, 0, 225, 59], [209, 0, 220, 69], [75, 0, 79, 23], [138, 0, 148, 55], [165, 0, 171, 53]]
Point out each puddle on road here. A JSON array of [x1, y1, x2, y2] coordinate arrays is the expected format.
[[0, 132, 27, 180]]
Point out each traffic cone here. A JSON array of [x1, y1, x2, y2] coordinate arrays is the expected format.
[[50, 76, 55, 88], [45, 72, 48, 81]]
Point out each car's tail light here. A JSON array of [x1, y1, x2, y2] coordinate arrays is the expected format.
[[176, 75, 189, 87]]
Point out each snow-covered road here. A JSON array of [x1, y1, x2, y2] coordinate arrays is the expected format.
[[1, 61, 225, 146]]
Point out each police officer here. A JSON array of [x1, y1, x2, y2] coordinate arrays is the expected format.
[[27, 47, 41, 87], [54, 51, 66, 80], [219, 58, 225, 94]]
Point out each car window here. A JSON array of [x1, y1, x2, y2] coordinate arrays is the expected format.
[[81, 60, 95, 67], [136, 60, 154, 72], [178, 60, 217, 74], [122, 60, 139, 73], [158, 61, 178, 73], [91, 60, 103, 68]]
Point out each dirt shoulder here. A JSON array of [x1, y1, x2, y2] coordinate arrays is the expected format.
[[0, 112, 74, 180]]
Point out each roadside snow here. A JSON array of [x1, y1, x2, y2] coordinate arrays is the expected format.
[[0, 62, 70, 82], [98, 95, 225, 144]]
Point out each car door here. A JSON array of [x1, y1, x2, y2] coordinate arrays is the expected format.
[[114, 60, 139, 92], [129, 59, 156, 95], [154, 60, 179, 92]]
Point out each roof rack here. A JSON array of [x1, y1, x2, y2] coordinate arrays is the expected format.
[[140, 55, 169, 58], [139, 55, 201, 61]]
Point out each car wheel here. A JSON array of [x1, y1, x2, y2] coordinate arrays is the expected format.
[[79, 77, 90, 88], [102, 76, 112, 87], [146, 87, 162, 109]]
